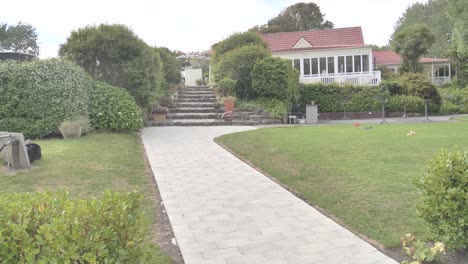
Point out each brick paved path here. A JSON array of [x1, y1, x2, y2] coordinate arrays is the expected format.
[[142, 127, 398, 264]]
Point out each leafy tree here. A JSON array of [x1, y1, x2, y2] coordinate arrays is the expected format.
[[250, 2, 333, 34], [0, 22, 39, 55], [391, 24, 435, 73], [211, 32, 267, 63], [392, 0, 452, 58], [251, 57, 299, 101], [401, 73, 441, 111], [59, 24, 163, 108], [447, 0, 468, 87], [213, 45, 269, 99], [155, 47, 181, 88]]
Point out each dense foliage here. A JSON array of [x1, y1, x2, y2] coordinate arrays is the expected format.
[[59, 24, 163, 108], [213, 44, 269, 100], [0, 190, 158, 263], [391, 24, 436, 73], [392, 0, 451, 58], [155, 47, 181, 88], [0, 59, 89, 138], [0, 22, 39, 55], [250, 2, 333, 33], [438, 87, 468, 114], [88, 82, 143, 132], [211, 32, 268, 63], [387, 95, 425, 114], [251, 57, 299, 101], [417, 150, 468, 250], [298, 83, 382, 112], [401, 73, 441, 111], [448, 0, 468, 87]]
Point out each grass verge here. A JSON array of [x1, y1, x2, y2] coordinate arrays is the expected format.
[[0, 133, 172, 263], [218, 119, 468, 248]]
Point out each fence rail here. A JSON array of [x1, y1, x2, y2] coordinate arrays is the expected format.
[[300, 71, 381, 86]]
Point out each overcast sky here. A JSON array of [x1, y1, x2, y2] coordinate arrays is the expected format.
[[1, 0, 426, 58]]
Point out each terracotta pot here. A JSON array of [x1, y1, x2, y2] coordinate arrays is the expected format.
[[153, 114, 166, 123], [224, 99, 235, 112]]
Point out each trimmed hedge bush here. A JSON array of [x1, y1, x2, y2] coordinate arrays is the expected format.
[[88, 82, 143, 132], [387, 95, 425, 114], [0, 190, 158, 263], [0, 59, 90, 138], [298, 83, 381, 112], [438, 87, 468, 114], [417, 150, 468, 250]]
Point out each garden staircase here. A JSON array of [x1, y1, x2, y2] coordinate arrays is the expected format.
[[146, 86, 282, 126]]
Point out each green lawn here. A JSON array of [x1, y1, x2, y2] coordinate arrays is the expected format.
[[0, 133, 171, 263], [218, 118, 468, 248]]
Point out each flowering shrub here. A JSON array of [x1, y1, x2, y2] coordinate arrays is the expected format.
[[400, 234, 445, 264], [88, 82, 143, 132], [151, 106, 169, 115]]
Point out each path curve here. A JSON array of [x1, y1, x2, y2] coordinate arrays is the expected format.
[[142, 127, 398, 264]]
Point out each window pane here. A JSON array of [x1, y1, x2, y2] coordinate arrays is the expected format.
[[303, 58, 311, 75], [293, 59, 300, 72], [312, 58, 318, 74], [338, 56, 345, 73], [327, 57, 335, 74], [362, 55, 369, 72], [346, 56, 353, 73], [354, 55, 361, 72], [319, 57, 327, 74]]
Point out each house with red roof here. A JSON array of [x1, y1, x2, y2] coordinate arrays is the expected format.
[[261, 27, 381, 86], [373, 50, 451, 85]]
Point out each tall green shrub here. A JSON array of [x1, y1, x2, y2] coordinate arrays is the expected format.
[[417, 150, 468, 250], [387, 95, 425, 114], [59, 24, 163, 108], [213, 45, 269, 100], [88, 82, 143, 132], [251, 57, 299, 101], [217, 78, 236, 96], [0, 59, 90, 138], [401, 73, 441, 111], [0, 190, 158, 263], [211, 31, 268, 63]]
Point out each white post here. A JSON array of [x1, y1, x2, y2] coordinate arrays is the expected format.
[[431, 62, 434, 84], [448, 63, 451, 82]]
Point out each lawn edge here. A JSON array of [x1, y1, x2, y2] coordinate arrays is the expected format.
[[214, 136, 403, 262], [138, 134, 185, 264]]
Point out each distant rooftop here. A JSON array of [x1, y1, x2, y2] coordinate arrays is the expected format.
[[261, 27, 365, 53], [373, 50, 450, 66]]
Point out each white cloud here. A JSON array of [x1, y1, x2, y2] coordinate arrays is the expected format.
[[1, 0, 427, 58]]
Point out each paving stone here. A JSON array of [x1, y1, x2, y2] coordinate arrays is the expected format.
[[141, 127, 399, 264]]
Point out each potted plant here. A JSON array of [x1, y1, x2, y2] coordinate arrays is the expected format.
[[151, 106, 169, 123], [222, 96, 236, 112]]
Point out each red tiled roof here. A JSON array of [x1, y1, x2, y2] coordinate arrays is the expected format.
[[373, 50, 450, 65], [261, 27, 365, 52]]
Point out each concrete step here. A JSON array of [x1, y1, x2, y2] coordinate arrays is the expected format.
[[167, 113, 221, 119], [145, 119, 283, 127], [174, 98, 217, 103], [178, 91, 213, 96], [175, 102, 215, 108], [170, 107, 219, 113], [176, 94, 216, 99]]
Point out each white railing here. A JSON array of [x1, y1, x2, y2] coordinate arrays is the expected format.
[[432, 76, 451, 86], [300, 71, 381, 86]]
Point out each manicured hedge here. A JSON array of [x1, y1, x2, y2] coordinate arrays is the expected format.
[[0, 190, 157, 263], [88, 82, 143, 132], [298, 83, 381, 112], [0, 59, 90, 138]]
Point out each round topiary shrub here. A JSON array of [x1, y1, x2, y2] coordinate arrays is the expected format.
[[217, 78, 236, 96], [417, 149, 468, 250], [88, 82, 143, 132], [0, 59, 90, 138]]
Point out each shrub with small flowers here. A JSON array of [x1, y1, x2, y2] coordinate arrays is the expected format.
[[151, 106, 169, 115], [88, 82, 143, 132], [400, 233, 445, 264]]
